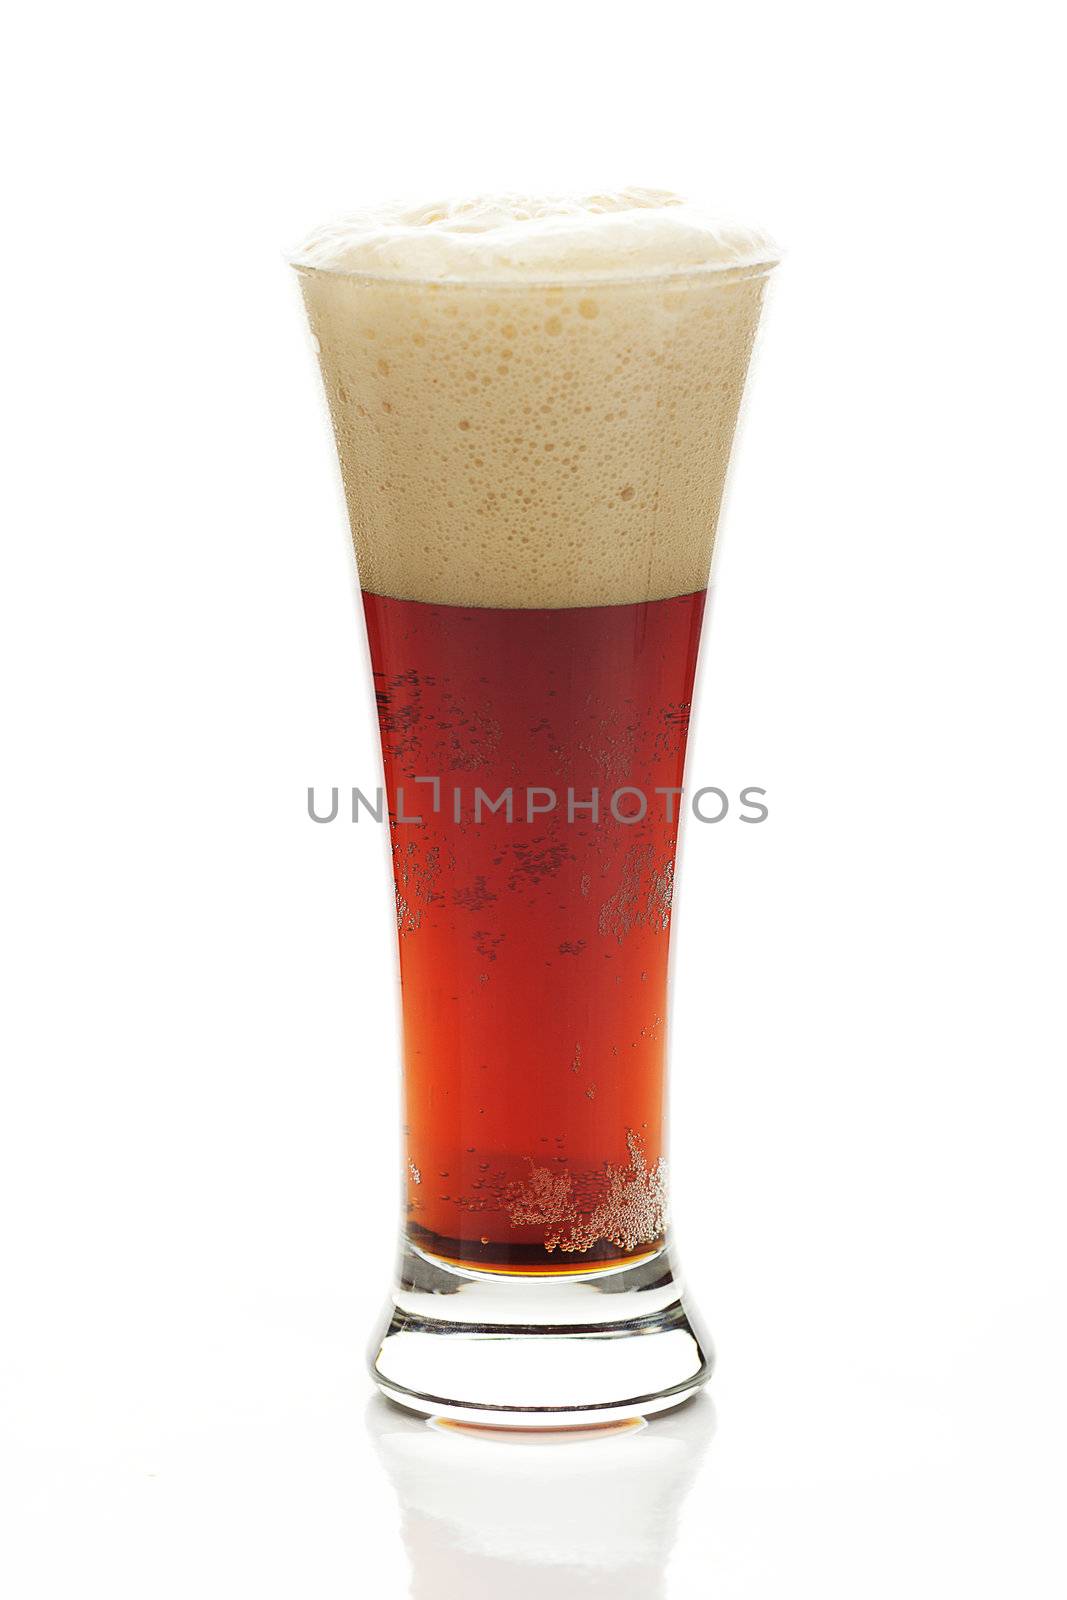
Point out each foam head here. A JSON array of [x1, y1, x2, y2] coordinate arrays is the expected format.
[[294, 190, 777, 608]]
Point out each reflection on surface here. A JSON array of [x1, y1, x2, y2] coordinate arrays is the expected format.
[[366, 1394, 715, 1598]]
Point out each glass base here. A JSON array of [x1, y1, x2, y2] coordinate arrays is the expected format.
[[369, 1239, 713, 1427]]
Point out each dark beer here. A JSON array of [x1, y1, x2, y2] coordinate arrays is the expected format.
[[364, 588, 706, 1271]]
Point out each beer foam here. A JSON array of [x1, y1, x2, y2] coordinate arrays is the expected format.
[[296, 191, 776, 608], [292, 189, 778, 283]]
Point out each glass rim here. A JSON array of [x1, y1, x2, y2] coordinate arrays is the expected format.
[[289, 256, 780, 291]]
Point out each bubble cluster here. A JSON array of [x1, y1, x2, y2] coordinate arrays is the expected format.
[[507, 1129, 668, 1255], [296, 191, 774, 608]]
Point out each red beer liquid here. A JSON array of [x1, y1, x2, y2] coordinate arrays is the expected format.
[[363, 589, 706, 1273]]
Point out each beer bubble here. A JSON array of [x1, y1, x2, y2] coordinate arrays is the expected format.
[[507, 1129, 666, 1256]]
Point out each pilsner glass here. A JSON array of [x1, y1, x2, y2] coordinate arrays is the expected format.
[[293, 195, 777, 1424]]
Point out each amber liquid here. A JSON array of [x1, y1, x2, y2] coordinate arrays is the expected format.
[[364, 590, 705, 1273]]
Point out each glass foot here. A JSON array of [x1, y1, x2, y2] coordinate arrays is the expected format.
[[370, 1240, 713, 1427]]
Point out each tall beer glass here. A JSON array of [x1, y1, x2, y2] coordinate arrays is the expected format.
[[293, 193, 777, 1424]]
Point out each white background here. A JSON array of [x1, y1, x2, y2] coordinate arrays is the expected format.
[[3, 2, 1065, 1595]]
